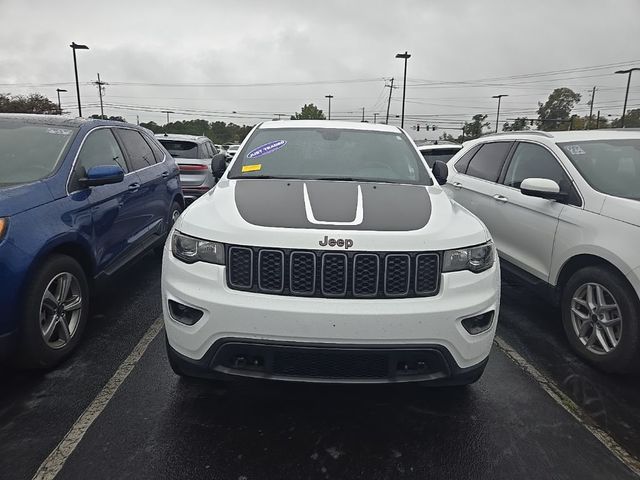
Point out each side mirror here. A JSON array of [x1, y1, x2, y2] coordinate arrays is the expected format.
[[211, 153, 227, 179], [81, 165, 125, 187], [432, 161, 448, 185], [520, 178, 568, 202]]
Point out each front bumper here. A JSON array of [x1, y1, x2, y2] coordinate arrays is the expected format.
[[162, 250, 500, 382]]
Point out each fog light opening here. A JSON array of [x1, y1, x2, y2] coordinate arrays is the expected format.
[[168, 300, 203, 325], [461, 311, 494, 335]]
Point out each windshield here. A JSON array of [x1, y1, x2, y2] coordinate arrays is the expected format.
[[558, 139, 640, 200], [419, 148, 461, 167], [0, 120, 77, 186], [158, 140, 198, 158], [228, 127, 432, 185]]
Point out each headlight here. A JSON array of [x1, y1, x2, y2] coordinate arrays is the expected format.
[[442, 242, 494, 273], [0, 218, 7, 241], [171, 231, 225, 265]]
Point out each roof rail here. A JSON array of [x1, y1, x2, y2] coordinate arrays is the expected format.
[[481, 131, 554, 138]]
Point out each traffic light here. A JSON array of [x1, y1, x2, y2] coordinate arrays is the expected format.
[[416, 125, 420, 131], [432, 125, 436, 131]]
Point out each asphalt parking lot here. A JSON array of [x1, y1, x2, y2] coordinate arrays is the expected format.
[[1, 254, 639, 480]]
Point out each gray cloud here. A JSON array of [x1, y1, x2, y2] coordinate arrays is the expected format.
[[0, 0, 639, 137]]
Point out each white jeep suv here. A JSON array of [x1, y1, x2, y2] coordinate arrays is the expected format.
[[442, 130, 640, 373], [162, 120, 500, 385]]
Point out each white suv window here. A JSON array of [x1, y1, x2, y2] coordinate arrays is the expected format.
[[503, 142, 567, 189]]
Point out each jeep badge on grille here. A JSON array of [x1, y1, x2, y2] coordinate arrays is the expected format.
[[319, 236, 354, 249]]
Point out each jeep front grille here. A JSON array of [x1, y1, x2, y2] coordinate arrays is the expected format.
[[226, 245, 440, 299]]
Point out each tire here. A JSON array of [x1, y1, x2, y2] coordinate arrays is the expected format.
[[16, 255, 90, 369], [155, 201, 183, 257], [561, 266, 640, 374]]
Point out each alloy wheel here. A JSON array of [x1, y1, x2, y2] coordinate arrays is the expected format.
[[570, 282, 623, 355], [39, 272, 83, 349]]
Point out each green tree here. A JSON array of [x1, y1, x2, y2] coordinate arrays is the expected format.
[[537, 88, 581, 131], [140, 119, 254, 144], [610, 109, 640, 128], [462, 114, 490, 140], [291, 103, 326, 120], [439, 132, 460, 143], [0, 93, 61, 114], [503, 117, 531, 131]]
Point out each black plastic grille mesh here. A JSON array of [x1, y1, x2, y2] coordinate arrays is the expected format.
[[353, 254, 379, 296], [290, 252, 315, 294], [416, 254, 440, 294], [228, 247, 252, 288], [385, 255, 410, 295], [259, 250, 284, 291], [273, 350, 389, 378], [322, 254, 348, 296], [226, 245, 440, 299]]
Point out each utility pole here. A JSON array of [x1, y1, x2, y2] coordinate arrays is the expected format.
[[373, 113, 378, 124], [587, 86, 596, 129], [136, 115, 140, 125], [361, 107, 365, 122], [596, 110, 600, 129], [385, 77, 395, 124], [325, 95, 333, 120], [56, 88, 67, 114], [93, 73, 108, 119]]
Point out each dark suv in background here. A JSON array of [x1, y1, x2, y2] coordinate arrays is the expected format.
[[0, 114, 183, 368], [157, 134, 219, 202]]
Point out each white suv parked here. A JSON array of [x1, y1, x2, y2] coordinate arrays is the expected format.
[[442, 130, 640, 373], [162, 120, 500, 385]]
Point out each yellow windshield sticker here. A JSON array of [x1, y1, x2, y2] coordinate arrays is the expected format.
[[242, 164, 262, 173]]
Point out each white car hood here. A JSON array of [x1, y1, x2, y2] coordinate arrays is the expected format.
[[175, 179, 490, 252], [601, 196, 640, 227]]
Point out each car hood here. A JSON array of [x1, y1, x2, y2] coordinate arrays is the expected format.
[[0, 181, 54, 217], [601, 196, 640, 227], [176, 179, 490, 251]]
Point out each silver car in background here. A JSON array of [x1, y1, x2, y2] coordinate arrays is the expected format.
[[157, 134, 219, 203]]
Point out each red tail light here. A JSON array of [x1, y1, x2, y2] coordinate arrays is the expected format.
[[179, 164, 209, 172]]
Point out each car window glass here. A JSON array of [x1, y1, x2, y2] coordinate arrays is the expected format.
[[504, 142, 567, 189], [70, 128, 126, 191], [210, 143, 218, 155], [454, 145, 480, 174], [420, 148, 461, 168], [117, 129, 155, 171], [465, 142, 512, 182], [205, 142, 214, 158], [144, 136, 165, 163]]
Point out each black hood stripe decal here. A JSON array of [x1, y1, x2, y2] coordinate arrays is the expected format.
[[234, 179, 431, 231]]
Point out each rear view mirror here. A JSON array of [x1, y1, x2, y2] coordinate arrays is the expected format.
[[211, 153, 227, 180], [432, 161, 448, 185], [81, 165, 125, 187], [520, 178, 568, 202]]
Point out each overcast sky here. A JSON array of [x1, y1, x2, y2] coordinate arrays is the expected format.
[[1, 0, 639, 138]]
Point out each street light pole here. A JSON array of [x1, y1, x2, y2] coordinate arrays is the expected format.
[[492, 94, 508, 133], [325, 95, 333, 120], [56, 88, 67, 115], [373, 113, 378, 124], [70, 42, 89, 117], [395, 52, 411, 129], [615, 68, 640, 127]]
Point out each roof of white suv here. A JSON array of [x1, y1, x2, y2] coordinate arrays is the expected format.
[[471, 129, 640, 145], [260, 120, 402, 133]]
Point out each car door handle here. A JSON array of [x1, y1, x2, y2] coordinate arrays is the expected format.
[[493, 194, 508, 203], [161, 171, 169, 178], [451, 182, 463, 189], [128, 183, 140, 191]]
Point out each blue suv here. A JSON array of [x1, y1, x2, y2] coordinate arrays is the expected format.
[[0, 114, 183, 368]]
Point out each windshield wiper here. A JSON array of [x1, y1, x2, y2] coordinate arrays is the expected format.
[[312, 177, 398, 184]]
